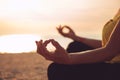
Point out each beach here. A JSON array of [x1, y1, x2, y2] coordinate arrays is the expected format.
[[1, 52, 120, 80], [0, 53, 51, 80]]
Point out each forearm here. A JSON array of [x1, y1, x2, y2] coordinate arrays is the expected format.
[[68, 20, 120, 65], [72, 35, 102, 48], [68, 47, 116, 64]]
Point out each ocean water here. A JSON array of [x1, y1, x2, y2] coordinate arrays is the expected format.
[[0, 34, 101, 53]]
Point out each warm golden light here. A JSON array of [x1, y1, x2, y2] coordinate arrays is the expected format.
[[0, 0, 119, 54], [0, 34, 40, 53]]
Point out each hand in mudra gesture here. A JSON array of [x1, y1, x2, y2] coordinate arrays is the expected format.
[[57, 25, 76, 39], [36, 39, 70, 64]]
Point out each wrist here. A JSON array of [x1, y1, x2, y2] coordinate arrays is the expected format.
[[71, 35, 78, 40], [73, 35, 85, 42]]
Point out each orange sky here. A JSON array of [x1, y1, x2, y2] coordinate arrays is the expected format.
[[0, 0, 119, 53], [0, 0, 119, 38]]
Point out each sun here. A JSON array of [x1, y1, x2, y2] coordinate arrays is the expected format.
[[0, 34, 41, 53]]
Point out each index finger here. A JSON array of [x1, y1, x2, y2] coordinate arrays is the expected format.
[[63, 25, 72, 31], [50, 39, 63, 49]]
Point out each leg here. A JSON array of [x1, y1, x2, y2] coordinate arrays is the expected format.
[[47, 62, 111, 80], [48, 41, 96, 80], [47, 41, 120, 80], [104, 63, 120, 80], [66, 41, 94, 53], [48, 63, 120, 80]]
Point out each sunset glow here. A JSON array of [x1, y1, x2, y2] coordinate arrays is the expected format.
[[0, 34, 40, 53], [0, 0, 119, 53]]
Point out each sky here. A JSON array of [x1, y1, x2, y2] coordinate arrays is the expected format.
[[0, 0, 119, 53]]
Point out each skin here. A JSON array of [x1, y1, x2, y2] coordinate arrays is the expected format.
[[36, 10, 120, 65], [35, 20, 120, 65], [55, 9, 120, 49], [113, 8, 120, 19], [56, 25, 102, 48]]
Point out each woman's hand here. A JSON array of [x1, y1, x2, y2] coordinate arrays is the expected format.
[[57, 25, 76, 40], [36, 39, 71, 64]]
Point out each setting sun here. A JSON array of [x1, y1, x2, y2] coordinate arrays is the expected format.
[[0, 0, 119, 53], [0, 34, 40, 53]]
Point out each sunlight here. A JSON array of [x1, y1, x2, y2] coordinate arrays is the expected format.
[[0, 0, 119, 54], [0, 0, 55, 18], [0, 34, 41, 53], [0, 0, 97, 23]]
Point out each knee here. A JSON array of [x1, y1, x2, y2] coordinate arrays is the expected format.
[[47, 63, 64, 75], [47, 63, 69, 80], [47, 63, 56, 74], [47, 63, 60, 80]]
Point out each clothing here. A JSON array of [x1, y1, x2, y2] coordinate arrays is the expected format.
[[48, 62, 120, 80], [48, 41, 120, 80], [48, 11, 120, 80], [66, 41, 94, 53], [102, 12, 120, 62], [102, 13, 120, 46], [48, 41, 98, 80]]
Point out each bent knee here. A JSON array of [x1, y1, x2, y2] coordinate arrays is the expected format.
[[47, 63, 65, 73], [47, 63, 65, 80]]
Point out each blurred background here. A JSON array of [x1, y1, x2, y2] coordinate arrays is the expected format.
[[0, 0, 119, 53]]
